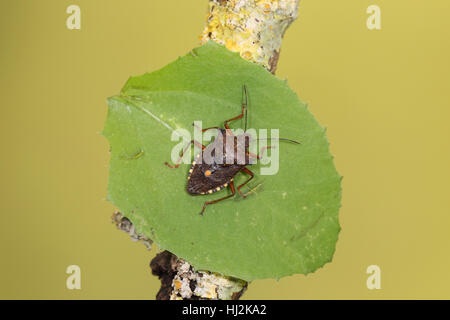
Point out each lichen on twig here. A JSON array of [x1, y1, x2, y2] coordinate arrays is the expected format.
[[200, 0, 300, 73]]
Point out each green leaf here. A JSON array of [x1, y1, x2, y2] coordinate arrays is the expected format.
[[103, 41, 341, 281]]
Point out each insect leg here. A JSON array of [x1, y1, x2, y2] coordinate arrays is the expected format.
[[201, 127, 221, 132], [200, 181, 236, 215], [248, 145, 275, 160], [165, 140, 205, 169], [192, 122, 221, 133], [237, 167, 255, 198], [224, 85, 247, 130]]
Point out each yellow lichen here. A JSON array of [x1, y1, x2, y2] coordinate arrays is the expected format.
[[200, 0, 299, 72], [225, 39, 238, 51], [242, 51, 252, 59]]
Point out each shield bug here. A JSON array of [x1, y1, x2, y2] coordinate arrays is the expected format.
[[165, 85, 300, 215]]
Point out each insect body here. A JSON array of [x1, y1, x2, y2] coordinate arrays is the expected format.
[[165, 85, 299, 215]]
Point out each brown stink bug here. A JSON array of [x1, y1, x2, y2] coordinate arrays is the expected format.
[[165, 85, 299, 215]]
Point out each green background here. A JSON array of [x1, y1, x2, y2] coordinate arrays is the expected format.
[[1, 0, 449, 299]]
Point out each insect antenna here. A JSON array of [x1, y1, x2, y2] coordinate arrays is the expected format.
[[243, 84, 248, 132], [278, 138, 301, 144], [256, 138, 301, 144]]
